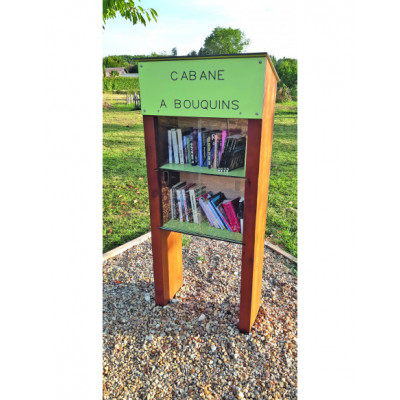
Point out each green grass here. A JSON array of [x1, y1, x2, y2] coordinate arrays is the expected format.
[[266, 101, 297, 256], [103, 94, 297, 256]]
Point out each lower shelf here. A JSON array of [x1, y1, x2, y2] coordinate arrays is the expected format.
[[160, 219, 243, 244]]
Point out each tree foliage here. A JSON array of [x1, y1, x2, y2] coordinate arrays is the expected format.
[[198, 27, 249, 55], [103, 0, 158, 28], [171, 47, 178, 56], [276, 58, 297, 88], [103, 55, 130, 68]]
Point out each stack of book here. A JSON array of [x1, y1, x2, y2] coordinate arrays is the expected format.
[[169, 180, 244, 233], [167, 128, 247, 172]]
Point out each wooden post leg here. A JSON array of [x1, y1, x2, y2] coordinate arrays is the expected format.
[[151, 229, 183, 305], [239, 235, 264, 333]]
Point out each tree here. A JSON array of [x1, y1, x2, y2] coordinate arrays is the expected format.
[[171, 47, 177, 56], [187, 50, 197, 57], [198, 27, 249, 55], [103, 55, 129, 68], [276, 58, 297, 88], [103, 0, 158, 28]]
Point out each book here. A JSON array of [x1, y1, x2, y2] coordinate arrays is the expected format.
[[183, 183, 195, 222], [202, 131, 210, 167], [170, 181, 186, 220], [189, 185, 206, 224], [186, 134, 192, 165], [222, 197, 241, 233], [190, 130, 198, 166], [168, 130, 173, 164], [213, 133, 220, 168], [177, 128, 184, 164], [218, 137, 232, 171], [183, 135, 188, 164], [226, 143, 246, 172], [198, 193, 219, 228], [219, 130, 227, 165], [177, 187, 185, 222], [209, 192, 231, 231], [206, 134, 211, 168], [171, 128, 179, 164], [198, 129, 203, 167], [219, 135, 246, 172], [237, 197, 244, 233]]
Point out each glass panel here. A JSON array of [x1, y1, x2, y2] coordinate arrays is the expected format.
[[156, 117, 248, 178], [156, 117, 247, 244], [159, 170, 245, 244]]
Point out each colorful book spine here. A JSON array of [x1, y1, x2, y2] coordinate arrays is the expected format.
[[213, 134, 220, 168], [198, 131, 203, 167], [187, 135, 192, 165], [172, 129, 179, 164], [183, 185, 193, 222], [198, 195, 216, 227], [183, 135, 188, 164], [238, 197, 244, 233], [190, 130, 197, 166], [177, 189, 184, 222], [222, 199, 241, 232], [207, 135, 211, 168], [177, 129, 184, 164], [170, 181, 185, 220], [168, 130, 173, 164], [219, 130, 227, 164], [209, 194, 230, 231], [190, 185, 206, 224]]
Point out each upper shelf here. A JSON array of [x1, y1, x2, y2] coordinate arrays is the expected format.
[[159, 163, 246, 178]]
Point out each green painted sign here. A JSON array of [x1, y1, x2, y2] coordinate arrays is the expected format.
[[138, 56, 267, 119]]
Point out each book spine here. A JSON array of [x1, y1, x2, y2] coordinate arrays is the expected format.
[[202, 132, 207, 167], [219, 130, 227, 164], [218, 204, 233, 231], [223, 202, 241, 232], [238, 198, 244, 233], [183, 189, 190, 221], [207, 201, 224, 229], [168, 130, 173, 164], [191, 130, 197, 166], [172, 129, 179, 164], [177, 190, 184, 222], [213, 135, 219, 169], [183, 136, 187, 164], [207, 135, 211, 168], [199, 197, 215, 227], [198, 131, 203, 167], [218, 138, 230, 171], [210, 201, 229, 230], [187, 136, 192, 165], [189, 190, 198, 224], [177, 129, 184, 164]]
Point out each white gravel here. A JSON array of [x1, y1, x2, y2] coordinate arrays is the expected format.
[[103, 236, 297, 399]]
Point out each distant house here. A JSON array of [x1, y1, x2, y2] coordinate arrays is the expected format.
[[105, 67, 126, 77]]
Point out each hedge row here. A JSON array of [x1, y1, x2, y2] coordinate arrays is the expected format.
[[103, 77, 140, 93]]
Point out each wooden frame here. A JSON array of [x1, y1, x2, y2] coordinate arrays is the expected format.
[[142, 57, 277, 332]]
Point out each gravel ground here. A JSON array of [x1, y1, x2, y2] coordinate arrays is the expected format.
[[103, 236, 297, 399]]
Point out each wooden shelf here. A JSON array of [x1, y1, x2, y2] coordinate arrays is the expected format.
[[160, 219, 243, 244], [159, 163, 246, 178]]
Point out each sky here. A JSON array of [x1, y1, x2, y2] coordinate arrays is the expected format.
[[103, 0, 297, 59]]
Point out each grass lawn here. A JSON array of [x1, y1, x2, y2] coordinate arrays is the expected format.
[[103, 93, 297, 257]]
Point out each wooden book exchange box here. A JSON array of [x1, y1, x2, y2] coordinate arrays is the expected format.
[[137, 53, 279, 333]]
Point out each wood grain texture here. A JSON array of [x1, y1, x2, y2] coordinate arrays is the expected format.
[[143, 115, 183, 305], [239, 58, 278, 333]]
